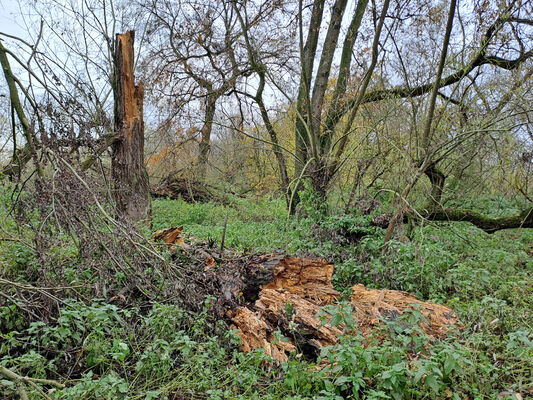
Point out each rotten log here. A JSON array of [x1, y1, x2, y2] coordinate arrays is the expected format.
[[151, 231, 459, 363], [151, 175, 214, 203], [230, 256, 458, 363], [111, 31, 150, 223]]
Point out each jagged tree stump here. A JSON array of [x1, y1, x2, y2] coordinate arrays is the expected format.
[[112, 31, 150, 222]]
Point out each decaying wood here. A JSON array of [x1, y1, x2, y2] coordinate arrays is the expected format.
[[231, 257, 458, 363], [229, 257, 343, 362], [151, 175, 214, 203], [260, 257, 339, 305], [152, 230, 458, 363], [112, 30, 150, 222], [350, 284, 458, 338], [231, 307, 297, 363], [153, 226, 183, 244]]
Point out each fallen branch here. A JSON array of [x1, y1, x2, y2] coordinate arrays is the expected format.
[[0, 365, 65, 400], [373, 207, 533, 233], [421, 207, 533, 233]]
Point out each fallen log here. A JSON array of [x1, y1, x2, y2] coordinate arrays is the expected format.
[[231, 256, 459, 363], [151, 176, 213, 203], [372, 207, 533, 233], [422, 207, 533, 233], [152, 231, 459, 363]]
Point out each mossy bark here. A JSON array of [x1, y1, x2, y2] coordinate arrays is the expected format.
[[375, 207, 533, 233], [422, 207, 533, 233], [0, 40, 41, 178], [424, 163, 446, 208]]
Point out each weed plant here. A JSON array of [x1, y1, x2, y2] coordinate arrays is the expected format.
[[1, 186, 532, 399]]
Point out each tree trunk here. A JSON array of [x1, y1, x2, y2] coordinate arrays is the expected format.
[[111, 31, 150, 223], [291, 0, 327, 212], [375, 207, 533, 233], [422, 208, 533, 233], [384, 0, 456, 244], [293, 87, 310, 209], [197, 94, 217, 181], [424, 163, 446, 208], [0, 40, 42, 178]]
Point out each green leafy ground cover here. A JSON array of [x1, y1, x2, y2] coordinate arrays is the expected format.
[[1, 192, 532, 399]]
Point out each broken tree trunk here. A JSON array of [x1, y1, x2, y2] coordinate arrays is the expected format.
[[152, 231, 459, 363], [230, 256, 458, 363], [112, 31, 150, 223]]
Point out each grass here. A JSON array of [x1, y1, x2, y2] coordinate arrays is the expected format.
[[1, 191, 532, 399], [151, 196, 314, 253]]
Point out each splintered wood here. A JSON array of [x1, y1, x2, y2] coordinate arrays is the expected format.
[[150, 230, 459, 363], [153, 227, 183, 244], [231, 257, 458, 363], [350, 284, 457, 338]]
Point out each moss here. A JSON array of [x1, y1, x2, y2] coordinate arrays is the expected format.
[[423, 207, 533, 232]]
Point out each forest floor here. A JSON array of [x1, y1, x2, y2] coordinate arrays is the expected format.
[[1, 191, 532, 399]]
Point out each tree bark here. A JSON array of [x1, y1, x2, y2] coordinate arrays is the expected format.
[[0, 40, 42, 178], [309, 0, 348, 138], [321, 0, 368, 152], [197, 94, 217, 181], [375, 207, 533, 233], [111, 31, 150, 223], [293, 0, 327, 210], [424, 163, 446, 208], [422, 208, 533, 233]]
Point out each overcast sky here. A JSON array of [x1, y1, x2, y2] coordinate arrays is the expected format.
[[0, 0, 28, 38]]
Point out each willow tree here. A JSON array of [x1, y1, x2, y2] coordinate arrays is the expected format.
[[290, 0, 532, 207]]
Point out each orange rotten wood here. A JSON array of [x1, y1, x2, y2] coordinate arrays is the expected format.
[[153, 227, 184, 245], [150, 231, 459, 364], [231, 257, 459, 363], [112, 31, 150, 223]]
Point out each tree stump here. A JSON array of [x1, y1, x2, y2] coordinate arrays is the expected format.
[[112, 31, 150, 223]]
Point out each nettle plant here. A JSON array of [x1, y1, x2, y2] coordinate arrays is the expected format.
[[314, 304, 470, 400]]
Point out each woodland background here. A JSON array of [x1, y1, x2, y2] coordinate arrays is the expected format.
[[0, 0, 532, 399]]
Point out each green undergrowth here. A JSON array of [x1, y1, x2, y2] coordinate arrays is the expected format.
[[1, 189, 532, 399], [151, 196, 306, 252]]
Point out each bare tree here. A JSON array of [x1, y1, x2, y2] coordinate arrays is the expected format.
[[143, 0, 251, 181], [232, 0, 296, 205]]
